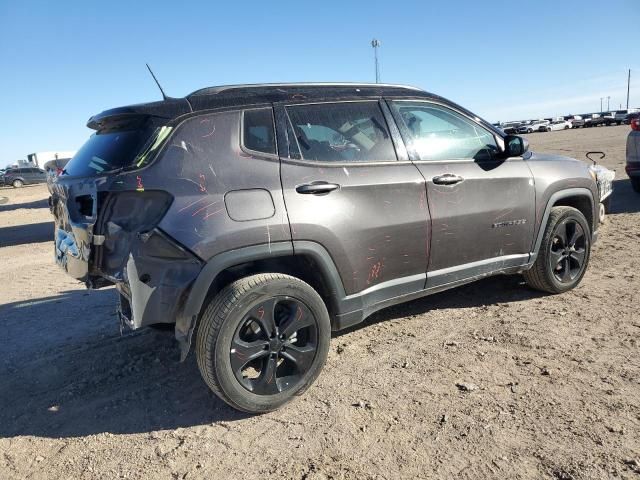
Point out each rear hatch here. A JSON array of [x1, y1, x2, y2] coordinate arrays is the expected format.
[[51, 117, 172, 284]]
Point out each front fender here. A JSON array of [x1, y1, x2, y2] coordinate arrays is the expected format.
[[529, 187, 597, 263]]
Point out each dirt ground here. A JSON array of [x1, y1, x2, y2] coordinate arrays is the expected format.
[[0, 125, 638, 480]]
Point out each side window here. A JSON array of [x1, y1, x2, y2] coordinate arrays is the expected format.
[[390, 101, 498, 161], [243, 108, 276, 155], [286, 102, 397, 162]]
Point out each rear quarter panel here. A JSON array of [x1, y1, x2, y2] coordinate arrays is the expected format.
[[135, 109, 291, 260]]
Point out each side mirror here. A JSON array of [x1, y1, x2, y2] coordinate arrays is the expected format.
[[504, 135, 529, 157]]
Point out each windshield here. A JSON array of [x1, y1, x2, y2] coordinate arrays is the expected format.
[[62, 124, 170, 177]]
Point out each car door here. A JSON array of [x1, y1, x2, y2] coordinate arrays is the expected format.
[[388, 99, 535, 287], [19, 168, 32, 183], [32, 168, 45, 184], [277, 100, 430, 298], [27, 168, 39, 183]]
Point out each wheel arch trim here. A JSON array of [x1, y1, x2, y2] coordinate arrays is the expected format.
[[175, 240, 349, 360], [530, 187, 596, 264]]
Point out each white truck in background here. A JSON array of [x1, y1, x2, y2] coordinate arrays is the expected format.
[[26, 151, 76, 169]]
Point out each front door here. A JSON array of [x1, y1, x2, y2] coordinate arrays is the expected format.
[[388, 100, 535, 286], [278, 100, 430, 298]]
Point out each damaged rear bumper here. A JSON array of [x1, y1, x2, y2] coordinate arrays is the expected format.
[[112, 228, 203, 330]]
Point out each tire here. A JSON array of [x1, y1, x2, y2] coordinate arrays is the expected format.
[[564, 125, 569, 130], [527, 128, 533, 134], [12, 179, 23, 188], [196, 273, 331, 413], [523, 206, 591, 294], [631, 177, 640, 193]]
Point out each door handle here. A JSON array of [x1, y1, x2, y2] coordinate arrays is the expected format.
[[432, 174, 464, 185], [295, 182, 340, 194]]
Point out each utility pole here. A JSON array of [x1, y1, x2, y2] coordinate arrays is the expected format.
[[600, 97, 603, 112], [627, 69, 631, 109], [371, 39, 381, 83], [607, 96, 610, 111]]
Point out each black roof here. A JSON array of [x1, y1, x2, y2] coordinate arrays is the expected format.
[[87, 83, 492, 133], [87, 83, 437, 130]]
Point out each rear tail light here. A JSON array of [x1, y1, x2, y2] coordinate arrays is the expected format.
[[631, 119, 640, 131]]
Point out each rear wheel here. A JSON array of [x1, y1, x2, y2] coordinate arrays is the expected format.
[[12, 179, 23, 188], [196, 273, 331, 413], [631, 177, 640, 193], [524, 206, 591, 294]]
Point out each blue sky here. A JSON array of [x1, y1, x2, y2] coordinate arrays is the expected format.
[[1, 0, 638, 166]]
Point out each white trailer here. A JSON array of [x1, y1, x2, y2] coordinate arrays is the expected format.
[[26, 151, 76, 169]]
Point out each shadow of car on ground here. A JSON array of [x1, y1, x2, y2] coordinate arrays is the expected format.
[[609, 178, 640, 214], [0, 273, 545, 439], [0, 221, 54, 248]]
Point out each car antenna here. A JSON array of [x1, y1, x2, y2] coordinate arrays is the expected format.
[[146, 63, 168, 101]]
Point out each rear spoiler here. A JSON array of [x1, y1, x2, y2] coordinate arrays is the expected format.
[[87, 98, 192, 131]]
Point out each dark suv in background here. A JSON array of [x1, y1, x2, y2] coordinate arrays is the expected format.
[[51, 83, 600, 412], [2, 167, 47, 187]]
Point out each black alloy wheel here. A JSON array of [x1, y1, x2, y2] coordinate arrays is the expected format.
[[549, 219, 587, 283], [523, 206, 591, 294], [230, 296, 318, 395], [196, 273, 331, 413]]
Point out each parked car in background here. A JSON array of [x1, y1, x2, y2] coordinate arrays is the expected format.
[[615, 108, 639, 125], [548, 120, 572, 131], [565, 115, 585, 128], [518, 120, 550, 133], [602, 112, 617, 126], [626, 116, 640, 193], [583, 114, 604, 128], [500, 121, 521, 134], [0, 169, 9, 186], [627, 112, 640, 125], [50, 82, 601, 413], [2, 167, 47, 187]]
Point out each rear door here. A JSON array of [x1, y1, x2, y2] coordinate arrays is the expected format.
[[278, 100, 429, 297], [388, 100, 535, 287]]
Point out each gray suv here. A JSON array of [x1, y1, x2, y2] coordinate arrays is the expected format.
[[51, 83, 600, 412]]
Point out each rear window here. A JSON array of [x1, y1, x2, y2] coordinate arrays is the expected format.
[[63, 123, 171, 177], [242, 108, 276, 155]]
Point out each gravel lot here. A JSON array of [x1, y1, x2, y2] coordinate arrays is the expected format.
[[0, 125, 638, 479]]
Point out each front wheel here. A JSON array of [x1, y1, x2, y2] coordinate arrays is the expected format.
[[12, 179, 23, 188], [196, 273, 331, 413], [523, 206, 591, 294]]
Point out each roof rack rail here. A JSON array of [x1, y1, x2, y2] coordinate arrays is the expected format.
[[188, 82, 424, 97]]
